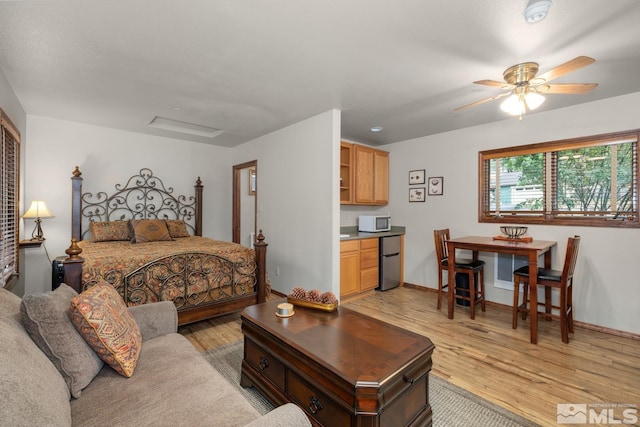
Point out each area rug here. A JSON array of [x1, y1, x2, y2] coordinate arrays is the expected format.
[[204, 341, 540, 427]]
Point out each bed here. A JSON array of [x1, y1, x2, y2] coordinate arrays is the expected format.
[[61, 167, 268, 325]]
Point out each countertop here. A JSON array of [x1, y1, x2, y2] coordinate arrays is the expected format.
[[339, 226, 405, 241]]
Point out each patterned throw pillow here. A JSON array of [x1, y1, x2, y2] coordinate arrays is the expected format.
[[90, 220, 131, 242], [165, 219, 191, 238], [68, 282, 142, 378], [21, 284, 104, 398], [128, 219, 173, 243]]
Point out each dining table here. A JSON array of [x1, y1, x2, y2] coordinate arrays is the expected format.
[[445, 236, 557, 344]]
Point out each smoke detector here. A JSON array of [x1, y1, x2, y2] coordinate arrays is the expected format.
[[524, 0, 552, 24]]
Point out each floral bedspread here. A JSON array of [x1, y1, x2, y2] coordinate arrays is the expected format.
[[78, 236, 257, 309]]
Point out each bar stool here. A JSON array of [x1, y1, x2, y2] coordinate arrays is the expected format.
[[434, 229, 485, 319], [512, 235, 580, 343]]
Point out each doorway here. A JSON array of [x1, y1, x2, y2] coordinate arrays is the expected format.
[[232, 160, 257, 248]]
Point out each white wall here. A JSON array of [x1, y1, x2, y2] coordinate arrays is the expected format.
[[22, 115, 232, 295], [0, 70, 25, 134], [383, 92, 640, 335], [232, 109, 341, 297]]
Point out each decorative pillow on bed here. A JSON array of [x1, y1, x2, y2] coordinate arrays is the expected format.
[[21, 284, 104, 398], [90, 220, 131, 242], [68, 282, 142, 378], [165, 219, 191, 238], [128, 219, 173, 243]]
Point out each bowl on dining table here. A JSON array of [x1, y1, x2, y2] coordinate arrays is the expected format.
[[500, 226, 528, 239]]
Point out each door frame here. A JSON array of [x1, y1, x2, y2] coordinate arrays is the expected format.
[[232, 160, 258, 244]]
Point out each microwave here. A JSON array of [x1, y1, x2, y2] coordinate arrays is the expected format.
[[358, 215, 391, 232]]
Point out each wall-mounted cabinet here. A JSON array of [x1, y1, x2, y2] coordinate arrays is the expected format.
[[340, 142, 389, 206], [340, 142, 353, 204]]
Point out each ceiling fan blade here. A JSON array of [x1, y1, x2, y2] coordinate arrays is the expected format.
[[473, 79, 513, 89], [454, 92, 510, 111], [537, 83, 598, 94], [535, 56, 596, 84]]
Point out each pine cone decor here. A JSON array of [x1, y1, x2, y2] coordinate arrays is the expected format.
[[286, 287, 339, 312], [289, 287, 307, 300], [320, 292, 338, 304], [306, 289, 322, 302]]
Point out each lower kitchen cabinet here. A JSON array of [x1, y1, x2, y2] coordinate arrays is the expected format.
[[340, 238, 379, 299]]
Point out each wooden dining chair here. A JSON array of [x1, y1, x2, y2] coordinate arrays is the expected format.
[[512, 235, 580, 343], [434, 229, 485, 319]]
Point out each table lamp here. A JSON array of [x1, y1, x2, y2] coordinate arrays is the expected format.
[[22, 200, 54, 241]]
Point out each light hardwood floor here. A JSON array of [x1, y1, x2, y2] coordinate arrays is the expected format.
[[179, 287, 640, 426]]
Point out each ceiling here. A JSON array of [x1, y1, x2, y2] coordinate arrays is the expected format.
[[1, 1, 639, 147]]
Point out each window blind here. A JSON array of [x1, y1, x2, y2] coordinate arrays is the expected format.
[[1, 108, 20, 288], [479, 129, 639, 227]]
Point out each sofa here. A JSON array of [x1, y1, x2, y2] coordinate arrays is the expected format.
[[0, 285, 310, 427]]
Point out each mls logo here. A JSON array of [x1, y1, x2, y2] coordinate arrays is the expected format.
[[557, 403, 587, 424]]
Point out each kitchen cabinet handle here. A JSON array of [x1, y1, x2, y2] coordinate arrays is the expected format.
[[308, 396, 323, 414], [259, 357, 269, 371]]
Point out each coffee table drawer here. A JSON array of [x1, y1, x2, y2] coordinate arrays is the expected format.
[[380, 374, 429, 426], [244, 339, 285, 390], [288, 370, 352, 426]]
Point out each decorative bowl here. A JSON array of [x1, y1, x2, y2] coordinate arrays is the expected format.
[[500, 226, 528, 239]]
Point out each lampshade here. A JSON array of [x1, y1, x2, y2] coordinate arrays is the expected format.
[[524, 92, 545, 110], [23, 200, 54, 219], [500, 92, 545, 116], [500, 94, 526, 116]]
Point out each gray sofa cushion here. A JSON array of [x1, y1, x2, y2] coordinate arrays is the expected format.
[[0, 288, 72, 426], [71, 332, 261, 426], [127, 301, 177, 341], [21, 284, 104, 398]]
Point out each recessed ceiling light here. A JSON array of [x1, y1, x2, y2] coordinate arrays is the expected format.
[[524, 0, 552, 24], [148, 116, 223, 138], [370, 126, 384, 132]]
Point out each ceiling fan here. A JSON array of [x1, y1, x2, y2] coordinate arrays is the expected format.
[[455, 56, 598, 118]]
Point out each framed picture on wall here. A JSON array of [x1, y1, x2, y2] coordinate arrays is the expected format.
[[428, 177, 443, 196], [409, 169, 425, 185], [409, 187, 425, 202]]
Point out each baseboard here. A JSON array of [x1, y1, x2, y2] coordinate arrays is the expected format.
[[402, 282, 640, 341], [402, 282, 437, 293], [271, 289, 287, 298]]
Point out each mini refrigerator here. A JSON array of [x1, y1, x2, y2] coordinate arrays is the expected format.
[[378, 235, 401, 291]]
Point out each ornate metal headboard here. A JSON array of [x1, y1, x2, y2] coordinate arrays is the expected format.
[[70, 167, 203, 240]]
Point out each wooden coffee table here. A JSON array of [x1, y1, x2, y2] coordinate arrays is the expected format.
[[240, 300, 435, 426]]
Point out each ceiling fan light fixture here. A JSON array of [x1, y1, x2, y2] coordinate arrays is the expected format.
[[524, 91, 545, 110], [524, 0, 552, 24], [456, 56, 595, 114], [500, 94, 525, 116], [500, 92, 545, 117]]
